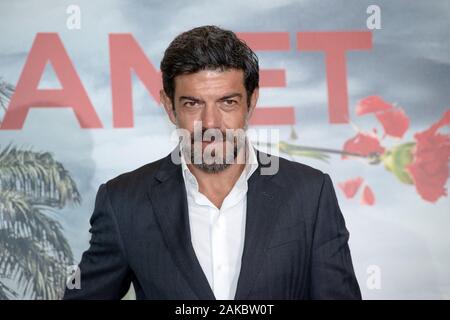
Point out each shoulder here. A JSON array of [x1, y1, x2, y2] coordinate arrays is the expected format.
[[102, 154, 168, 197], [256, 149, 327, 190], [255, 150, 337, 231]]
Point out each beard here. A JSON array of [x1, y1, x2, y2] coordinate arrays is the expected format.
[[177, 121, 249, 174]]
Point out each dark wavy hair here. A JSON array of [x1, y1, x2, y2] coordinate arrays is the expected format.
[[160, 25, 259, 108]]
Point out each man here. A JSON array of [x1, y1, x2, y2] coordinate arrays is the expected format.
[[64, 25, 361, 300]]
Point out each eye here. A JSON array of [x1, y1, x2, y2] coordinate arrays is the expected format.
[[223, 99, 237, 106], [184, 101, 200, 108]]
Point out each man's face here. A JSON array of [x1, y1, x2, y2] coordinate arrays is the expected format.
[[161, 68, 259, 172]]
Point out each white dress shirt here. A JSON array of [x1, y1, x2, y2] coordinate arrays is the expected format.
[[180, 139, 258, 300]]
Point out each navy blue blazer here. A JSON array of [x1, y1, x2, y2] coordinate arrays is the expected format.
[[63, 149, 361, 300]]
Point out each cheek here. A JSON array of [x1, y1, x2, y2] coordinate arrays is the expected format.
[[175, 111, 200, 130], [221, 109, 248, 129]]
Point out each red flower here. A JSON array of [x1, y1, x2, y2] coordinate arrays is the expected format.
[[356, 96, 392, 115], [406, 110, 450, 202], [338, 177, 376, 205], [361, 185, 375, 206], [356, 96, 409, 138], [338, 177, 363, 198], [375, 108, 409, 138], [342, 132, 385, 159]]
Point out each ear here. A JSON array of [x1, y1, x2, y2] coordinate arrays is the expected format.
[[247, 87, 259, 120], [160, 90, 177, 125]]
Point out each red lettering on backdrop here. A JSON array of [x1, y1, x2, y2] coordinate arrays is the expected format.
[[297, 31, 372, 123], [0, 33, 102, 129], [2, 31, 373, 129], [109, 34, 162, 128], [238, 32, 295, 125]]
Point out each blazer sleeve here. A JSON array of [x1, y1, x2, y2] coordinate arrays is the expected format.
[[309, 173, 362, 299], [63, 184, 132, 300]]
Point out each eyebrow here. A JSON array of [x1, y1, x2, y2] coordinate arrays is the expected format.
[[178, 93, 243, 105], [179, 96, 202, 102], [217, 93, 243, 101]]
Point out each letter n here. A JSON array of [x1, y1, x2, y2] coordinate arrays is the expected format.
[[109, 34, 162, 128]]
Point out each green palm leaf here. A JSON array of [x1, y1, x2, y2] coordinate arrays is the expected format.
[[0, 144, 81, 208], [0, 228, 68, 299], [0, 280, 17, 300], [0, 78, 14, 113], [0, 137, 80, 299]]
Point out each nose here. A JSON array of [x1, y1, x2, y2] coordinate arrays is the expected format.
[[201, 103, 221, 129]]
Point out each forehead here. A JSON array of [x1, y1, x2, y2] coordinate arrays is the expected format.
[[173, 69, 245, 97]]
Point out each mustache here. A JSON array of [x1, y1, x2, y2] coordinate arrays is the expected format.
[[189, 128, 235, 144]]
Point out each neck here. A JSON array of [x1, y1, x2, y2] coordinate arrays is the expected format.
[[187, 147, 247, 209]]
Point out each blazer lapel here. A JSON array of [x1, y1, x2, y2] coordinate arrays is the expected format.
[[147, 148, 284, 300], [234, 152, 285, 300], [147, 150, 215, 300]]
